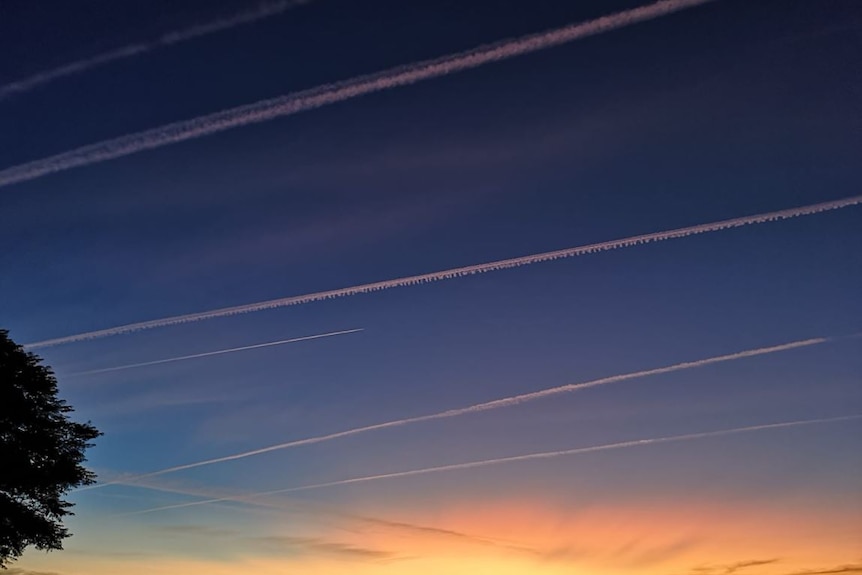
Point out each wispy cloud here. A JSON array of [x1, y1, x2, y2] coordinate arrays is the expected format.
[[619, 537, 702, 568], [723, 559, 782, 574], [64, 549, 153, 559], [250, 535, 396, 562], [686, 559, 777, 575], [783, 565, 862, 575], [0, 1, 315, 100], [357, 517, 539, 556], [86, 335, 833, 484], [0, 0, 715, 190], [67, 328, 363, 376], [536, 536, 699, 565], [683, 560, 862, 575], [151, 524, 238, 538], [532, 535, 700, 567], [26, 195, 862, 349], [84, 389, 238, 417], [107, 474, 541, 554], [724, 558, 779, 575]]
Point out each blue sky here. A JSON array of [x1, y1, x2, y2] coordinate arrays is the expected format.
[[1, 0, 860, 573]]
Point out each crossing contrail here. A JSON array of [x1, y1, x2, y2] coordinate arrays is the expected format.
[[0, 0, 314, 100], [67, 328, 362, 376], [80, 335, 836, 488], [124, 414, 862, 508], [26, 195, 862, 350], [0, 0, 716, 189]]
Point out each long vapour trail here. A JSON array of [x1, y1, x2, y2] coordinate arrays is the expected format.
[[0, 0, 716, 189], [0, 1, 314, 100], [26, 195, 862, 350], [125, 415, 862, 511], [67, 328, 362, 376], [80, 335, 834, 489], [256, 415, 862, 492]]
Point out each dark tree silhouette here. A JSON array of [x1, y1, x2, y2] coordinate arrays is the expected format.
[[0, 329, 101, 568]]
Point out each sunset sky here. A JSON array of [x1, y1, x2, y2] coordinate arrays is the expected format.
[[1, 0, 860, 574]]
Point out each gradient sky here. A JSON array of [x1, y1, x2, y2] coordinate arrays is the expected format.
[[1, 0, 861, 574]]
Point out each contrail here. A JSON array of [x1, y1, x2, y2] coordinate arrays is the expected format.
[[80, 335, 835, 488], [67, 328, 362, 376], [26, 195, 862, 350], [124, 414, 862, 508], [0, 0, 315, 100], [270, 415, 862, 492], [0, 0, 716, 189]]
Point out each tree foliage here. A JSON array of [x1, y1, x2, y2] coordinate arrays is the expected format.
[[0, 329, 101, 568]]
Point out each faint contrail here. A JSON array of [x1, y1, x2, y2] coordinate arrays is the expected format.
[[125, 415, 862, 506], [81, 335, 833, 488], [0, 0, 314, 100], [26, 195, 862, 350], [67, 328, 362, 376], [0, 0, 716, 189]]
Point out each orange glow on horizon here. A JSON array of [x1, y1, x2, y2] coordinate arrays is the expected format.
[[19, 495, 860, 575]]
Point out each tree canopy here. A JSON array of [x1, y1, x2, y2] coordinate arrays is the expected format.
[[0, 329, 101, 568]]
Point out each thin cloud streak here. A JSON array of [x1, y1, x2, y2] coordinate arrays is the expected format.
[[0, 0, 715, 189], [0, 0, 314, 100], [67, 328, 362, 376], [129, 415, 862, 506], [84, 336, 831, 487], [26, 195, 862, 350]]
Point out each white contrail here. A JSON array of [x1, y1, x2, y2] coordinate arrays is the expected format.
[[26, 195, 862, 350], [67, 328, 362, 376], [0, 0, 716, 189], [274, 415, 862, 492], [123, 414, 862, 509], [80, 335, 833, 488], [0, 0, 314, 100]]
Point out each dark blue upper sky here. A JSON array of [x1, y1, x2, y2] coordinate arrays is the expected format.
[[2, 0, 860, 338]]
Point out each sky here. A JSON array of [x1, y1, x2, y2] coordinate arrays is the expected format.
[[1, 0, 861, 574]]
